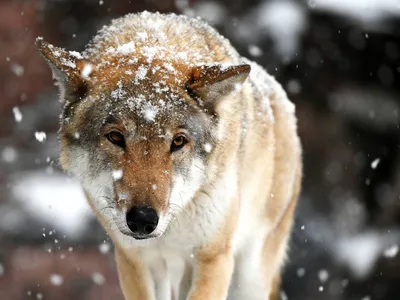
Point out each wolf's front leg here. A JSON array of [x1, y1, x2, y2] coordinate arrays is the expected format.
[[115, 247, 155, 300], [187, 249, 234, 300]]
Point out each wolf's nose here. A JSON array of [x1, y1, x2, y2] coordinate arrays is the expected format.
[[126, 206, 159, 236]]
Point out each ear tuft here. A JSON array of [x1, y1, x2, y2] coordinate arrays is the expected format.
[[35, 37, 93, 102], [187, 64, 251, 103]]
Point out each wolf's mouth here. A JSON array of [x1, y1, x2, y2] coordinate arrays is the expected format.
[[133, 235, 153, 240], [119, 228, 159, 241]]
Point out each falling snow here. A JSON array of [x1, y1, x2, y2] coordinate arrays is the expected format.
[[10, 62, 24, 76], [2, 146, 17, 163], [286, 79, 302, 95], [50, 274, 64, 286], [112, 169, 123, 181], [296, 268, 305, 277], [99, 242, 111, 254], [371, 158, 380, 169], [203, 143, 213, 153], [318, 269, 329, 283], [34, 131, 47, 142], [280, 291, 288, 300], [12, 106, 22, 122], [248, 45, 263, 57], [92, 272, 105, 285], [383, 245, 399, 258], [2, 5, 400, 300]]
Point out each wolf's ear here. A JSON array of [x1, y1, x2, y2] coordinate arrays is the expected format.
[[187, 64, 251, 105], [35, 37, 94, 103]]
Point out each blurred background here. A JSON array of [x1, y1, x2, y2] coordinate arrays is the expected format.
[[1, 0, 400, 299]]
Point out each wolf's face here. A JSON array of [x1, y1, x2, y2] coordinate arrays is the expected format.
[[36, 39, 250, 243], [60, 76, 215, 241]]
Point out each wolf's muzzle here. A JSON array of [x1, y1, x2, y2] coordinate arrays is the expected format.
[[126, 206, 159, 238]]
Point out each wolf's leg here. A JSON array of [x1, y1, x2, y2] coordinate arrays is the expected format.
[[115, 247, 155, 300], [268, 275, 281, 300], [229, 271, 280, 300], [229, 209, 294, 300], [152, 263, 172, 300], [228, 237, 268, 300], [186, 249, 234, 300], [260, 171, 301, 300], [150, 252, 189, 300], [230, 168, 301, 300], [258, 211, 294, 300]]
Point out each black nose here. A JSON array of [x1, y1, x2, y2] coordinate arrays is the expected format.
[[126, 206, 159, 236]]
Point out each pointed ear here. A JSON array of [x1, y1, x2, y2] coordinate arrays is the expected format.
[[35, 37, 94, 103], [187, 64, 251, 104]]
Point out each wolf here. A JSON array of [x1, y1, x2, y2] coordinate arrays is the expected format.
[[36, 11, 302, 300]]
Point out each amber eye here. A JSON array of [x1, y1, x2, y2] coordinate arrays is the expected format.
[[171, 135, 188, 152], [106, 131, 125, 148]]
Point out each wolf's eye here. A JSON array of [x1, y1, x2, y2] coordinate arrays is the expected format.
[[106, 131, 125, 148], [171, 135, 188, 152]]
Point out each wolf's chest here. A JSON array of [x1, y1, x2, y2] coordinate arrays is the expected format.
[[139, 247, 194, 300]]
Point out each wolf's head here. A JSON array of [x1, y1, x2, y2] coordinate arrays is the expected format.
[[36, 29, 250, 244]]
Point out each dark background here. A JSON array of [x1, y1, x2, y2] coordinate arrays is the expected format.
[[1, 0, 400, 299]]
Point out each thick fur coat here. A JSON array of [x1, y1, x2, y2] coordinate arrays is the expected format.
[[36, 12, 302, 300]]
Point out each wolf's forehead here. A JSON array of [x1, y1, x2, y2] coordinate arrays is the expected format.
[[101, 79, 190, 119], [83, 86, 197, 139], [108, 99, 188, 130], [85, 91, 208, 141]]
